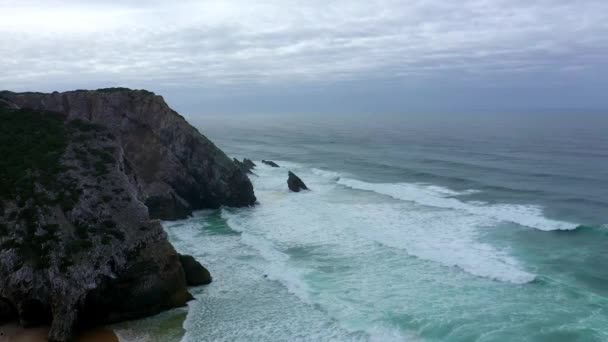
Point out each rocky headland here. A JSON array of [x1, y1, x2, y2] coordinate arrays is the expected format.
[[0, 88, 256, 341]]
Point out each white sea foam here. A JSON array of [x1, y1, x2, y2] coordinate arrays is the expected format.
[[228, 162, 537, 286], [338, 178, 578, 231], [146, 161, 557, 341], [367, 325, 422, 342], [347, 203, 536, 284], [231, 227, 314, 303], [113, 328, 151, 342], [213, 161, 540, 342], [162, 213, 363, 342], [311, 168, 342, 180]]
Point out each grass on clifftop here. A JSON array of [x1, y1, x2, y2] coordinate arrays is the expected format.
[[95, 87, 155, 95]]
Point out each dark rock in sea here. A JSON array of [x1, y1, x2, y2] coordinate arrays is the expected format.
[[243, 158, 256, 170], [179, 254, 212, 286], [234, 158, 256, 174], [262, 160, 280, 167], [3, 88, 256, 220], [0, 89, 238, 341], [288, 171, 309, 192]]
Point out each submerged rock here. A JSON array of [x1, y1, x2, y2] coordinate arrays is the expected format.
[[262, 160, 280, 167], [287, 171, 309, 192], [4, 88, 256, 220], [179, 254, 212, 286], [0, 90, 227, 341]]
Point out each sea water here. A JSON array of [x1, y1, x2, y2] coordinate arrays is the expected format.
[[115, 111, 608, 341]]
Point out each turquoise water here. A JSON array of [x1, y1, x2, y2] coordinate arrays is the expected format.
[[118, 112, 608, 341]]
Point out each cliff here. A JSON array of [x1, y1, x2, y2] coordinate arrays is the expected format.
[[2, 88, 256, 220], [0, 89, 255, 341]]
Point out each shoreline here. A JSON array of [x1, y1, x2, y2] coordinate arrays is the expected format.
[[0, 323, 118, 342]]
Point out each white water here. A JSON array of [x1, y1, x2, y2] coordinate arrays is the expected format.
[[337, 178, 578, 231], [232, 161, 565, 283], [166, 214, 363, 342], [116, 159, 600, 342], [200, 160, 553, 340]]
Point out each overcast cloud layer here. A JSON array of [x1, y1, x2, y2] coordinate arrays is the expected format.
[[1, 0, 607, 113]]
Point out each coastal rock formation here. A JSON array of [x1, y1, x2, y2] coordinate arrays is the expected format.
[[287, 171, 308, 192], [3, 88, 256, 220], [0, 106, 192, 341], [262, 160, 280, 167], [0, 98, 18, 110], [243, 159, 256, 170], [233, 158, 256, 174], [0, 89, 251, 341], [179, 254, 212, 286]]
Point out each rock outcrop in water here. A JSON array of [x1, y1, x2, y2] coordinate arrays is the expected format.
[[179, 254, 212, 286], [0, 89, 256, 341], [3, 88, 256, 220], [262, 160, 280, 167], [234, 158, 256, 174], [287, 171, 308, 192]]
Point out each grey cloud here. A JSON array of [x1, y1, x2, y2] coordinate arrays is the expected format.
[[0, 0, 607, 111]]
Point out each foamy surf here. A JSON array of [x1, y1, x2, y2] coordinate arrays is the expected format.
[[311, 168, 342, 180], [337, 178, 578, 231], [222, 214, 315, 303], [188, 112, 608, 341], [161, 211, 363, 342], [211, 161, 541, 342], [229, 161, 537, 285], [347, 203, 536, 284], [141, 156, 606, 342]]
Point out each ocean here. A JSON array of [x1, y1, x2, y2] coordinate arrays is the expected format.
[[115, 111, 608, 341]]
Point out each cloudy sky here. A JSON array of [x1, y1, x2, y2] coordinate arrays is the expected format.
[[1, 0, 607, 114]]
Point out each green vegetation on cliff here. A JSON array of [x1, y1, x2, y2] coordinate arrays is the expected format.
[[0, 107, 68, 199], [0, 108, 122, 268], [0, 107, 69, 268], [95, 87, 155, 96]]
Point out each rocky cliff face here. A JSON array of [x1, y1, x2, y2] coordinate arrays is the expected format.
[[0, 89, 251, 341], [3, 88, 256, 220]]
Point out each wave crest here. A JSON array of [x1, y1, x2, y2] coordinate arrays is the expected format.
[[338, 178, 578, 231]]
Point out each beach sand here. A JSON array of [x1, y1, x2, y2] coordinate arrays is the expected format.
[[0, 323, 118, 342]]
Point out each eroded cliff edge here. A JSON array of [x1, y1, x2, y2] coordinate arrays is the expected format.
[[0, 89, 256, 341], [3, 88, 256, 220]]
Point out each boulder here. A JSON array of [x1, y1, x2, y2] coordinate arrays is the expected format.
[[287, 171, 309, 192], [179, 254, 212, 286], [262, 160, 280, 167]]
